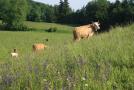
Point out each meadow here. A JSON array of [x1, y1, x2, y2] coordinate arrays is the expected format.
[[0, 22, 134, 90]]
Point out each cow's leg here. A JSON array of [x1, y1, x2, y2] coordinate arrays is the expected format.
[[73, 31, 80, 41], [78, 37, 81, 41], [87, 34, 90, 39], [75, 33, 81, 41], [90, 33, 94, 37], [75, 37, 80, 41]]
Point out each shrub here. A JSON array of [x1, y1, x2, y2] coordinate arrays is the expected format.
[[45, 27, 57, 32], [2, 24, 30, 31]]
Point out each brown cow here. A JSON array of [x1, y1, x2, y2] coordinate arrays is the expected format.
[[33, 43, 47, 51], [73, 22, 100, 41]]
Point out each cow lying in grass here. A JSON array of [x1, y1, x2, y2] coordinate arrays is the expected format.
[[33, 43, 47, 51], [73, 22, 100, 41]]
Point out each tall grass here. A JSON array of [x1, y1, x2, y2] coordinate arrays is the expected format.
[[0, 23, 134, 90]]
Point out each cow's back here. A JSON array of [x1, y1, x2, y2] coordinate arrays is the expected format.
[[33, 43, 45, 51], [75, 26, 92, 36], [73, 24, 94, 41]]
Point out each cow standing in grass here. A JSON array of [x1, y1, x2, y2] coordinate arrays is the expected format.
[[73, 22, 100, 41]]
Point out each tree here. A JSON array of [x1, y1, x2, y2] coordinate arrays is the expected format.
[[27, 1, 57, 23], [95, 0, 109, 22], [58, 0, 72, 22], [85, 1, 97, 22], [44, 6, 57, 22], [122, 0, 134, 23], [1, 0, 28, 30], [63, 0, 71, 15], [58, 0, 64, 22], [85, 0, 109, 30], [27, 2, 41, 21]]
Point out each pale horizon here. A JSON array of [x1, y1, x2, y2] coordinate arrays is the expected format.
[[33, 0, 117, 10]]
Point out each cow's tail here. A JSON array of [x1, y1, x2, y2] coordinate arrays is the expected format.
[[73, 30, 78, 41], [32, 45, 36, 51]]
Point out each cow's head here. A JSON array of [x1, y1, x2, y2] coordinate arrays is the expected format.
[[92, 21, 100, 31]]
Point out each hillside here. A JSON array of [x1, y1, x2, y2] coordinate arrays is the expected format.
[[0, 23, 134, 90], [24, 21, 73, 32], [0, 21, 73, 33]]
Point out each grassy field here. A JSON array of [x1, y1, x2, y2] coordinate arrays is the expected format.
[[0, 22, 134, 90]]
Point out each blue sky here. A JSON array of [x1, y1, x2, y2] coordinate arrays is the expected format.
[[33, 0, 116, 10]]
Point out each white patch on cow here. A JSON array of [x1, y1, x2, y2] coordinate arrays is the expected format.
[[11, 53, 18, 57], [94, 22, 100, 30], [11, 49, 18, 58]]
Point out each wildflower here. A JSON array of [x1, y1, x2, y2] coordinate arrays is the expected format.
[[73, 84, 76, 87], [82, 77, 86, 81], [58, 71, 60, 74], [85, 83, 88, 87], [67, 78, 69, 81], [43, 79, 47, 82]]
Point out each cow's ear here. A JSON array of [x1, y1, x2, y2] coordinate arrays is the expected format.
[[98, 20, 100, 25]]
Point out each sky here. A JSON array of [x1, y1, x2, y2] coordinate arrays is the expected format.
[[33, 0, 116, 10]]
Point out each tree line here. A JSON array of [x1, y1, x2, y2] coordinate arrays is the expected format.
[[0, 0, 134, 31], [27, 0, 72, 23], [64, 0, 134, 30]]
